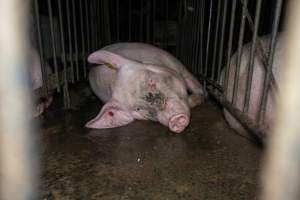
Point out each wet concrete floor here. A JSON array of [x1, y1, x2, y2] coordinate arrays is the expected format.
[[40, 86, 261, 200]]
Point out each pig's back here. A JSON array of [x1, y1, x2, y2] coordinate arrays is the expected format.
[[103, 43, 185, 73]]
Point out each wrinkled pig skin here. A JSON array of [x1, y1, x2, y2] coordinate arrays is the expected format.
[[220, 34, 283, 136], [86, 43, 205, 133], [29, 48, 53, 118]]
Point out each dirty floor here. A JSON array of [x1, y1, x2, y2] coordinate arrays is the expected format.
[[39, 86, 262, 200]]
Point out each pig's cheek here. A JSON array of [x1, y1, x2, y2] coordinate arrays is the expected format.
[[131, 111, 145, 120]]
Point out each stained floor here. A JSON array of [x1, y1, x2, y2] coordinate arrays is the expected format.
[[39, 84, 262, 200]]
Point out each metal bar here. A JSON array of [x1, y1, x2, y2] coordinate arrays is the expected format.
[[189, 0, 197, 73], [224, 0, 237, 96], [258, 0, 282, 124], [116, 0, 120, 41], [193, 0, 201, 76], [66, 0, 75, 83], [47, 0, 60, 92], [243, 0, 262, 113], [103, 0, 111, 44], [199, 0, 205, 77], [240, 0, 278, 91], [211, 0, 222, 80], [261, 2, 300, 199], [79, 0, 87, 78], [71, 0, 80, 81], [176, 0, 183, 57], [58, 0, 70, 108], [0, 1, 38, 199], [128, 0, 132, 41], [165, 0, 169, 48], [34, 0, 48, 97], [152, 0, 156, 44], [89, 0, 95, 50], [146, 0, 151, 43], [216, 0, 228, 83], [140, 0, 144, 42], [85, 0, 91, 53], [204, 0, 213, 93], [232, 0, 249, 105]]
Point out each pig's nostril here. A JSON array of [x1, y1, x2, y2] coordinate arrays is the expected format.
[[168, 114, 189, 133]]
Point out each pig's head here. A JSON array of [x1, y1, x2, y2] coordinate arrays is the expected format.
[[86, 50, 191, 133]]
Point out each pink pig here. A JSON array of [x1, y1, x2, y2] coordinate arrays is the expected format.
[[221, 35, 282, 135], [86, 43, 205, 133], [28, 48, 53, 117]]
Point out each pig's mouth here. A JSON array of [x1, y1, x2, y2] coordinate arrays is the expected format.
[[168, 114, 189, 133]]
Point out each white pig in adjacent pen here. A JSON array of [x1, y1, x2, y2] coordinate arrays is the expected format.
[[86, 43, 205, 133], [221, 34, 283, 136]]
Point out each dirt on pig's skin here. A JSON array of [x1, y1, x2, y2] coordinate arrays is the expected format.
[[39, 89, 261, 200]]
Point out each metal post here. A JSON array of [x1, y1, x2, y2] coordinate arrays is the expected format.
[[261, 1, 300, 199], [71, 0, 80, 81], [0, 0, 38, 199], [66, 0, 75, 83]]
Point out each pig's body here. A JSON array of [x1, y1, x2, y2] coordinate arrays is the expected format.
[[221, 35, 283, 135], [29, 48, 53, 117], [87, 43, 205, 133]]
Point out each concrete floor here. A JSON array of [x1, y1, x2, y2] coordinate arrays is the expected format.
[[39, 85, 261, 200]]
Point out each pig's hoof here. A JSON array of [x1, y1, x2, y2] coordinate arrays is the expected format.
[[188, 94, 204, 108], [169, 114, 189, 133], [32, 103, 45, 118]]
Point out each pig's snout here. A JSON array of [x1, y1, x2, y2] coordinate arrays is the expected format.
[[168, 114, 189, 133]]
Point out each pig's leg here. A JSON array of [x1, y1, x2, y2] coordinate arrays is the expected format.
[[32, 103, 45, 118], [182, 70, 205, 108]]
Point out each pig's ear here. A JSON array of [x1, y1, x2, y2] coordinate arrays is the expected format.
[[87, 50, 138, 69], [85, 100, 134, 129]]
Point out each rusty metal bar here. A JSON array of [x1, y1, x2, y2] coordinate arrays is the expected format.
[[211, 0, 221, 80], [232, 0, 249, 105], [79, 0, 87, 78], [243, 0, 262, 113], [47, 0, 60, 92], [85, 0, 91, 54], [203, 0, 213, 93], [224, 0, 237, 96], [66, 0, 75, 83], [261, 2, 300, 199], [0, 1, 38, 199], [128, 0, 132, 41], [258, 0, 282, 124], [216, 0, 228, 82], [58, 0, 70, 108], [34, 0, 48, 97], [71, 0, 80, 81]]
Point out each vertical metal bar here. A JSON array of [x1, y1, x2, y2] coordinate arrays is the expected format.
[[211, 0, 222, 80], [146, 0, 151, 43], [188, 0, 196, 73], [58, 0, 70, 108], [232, 0, 249, 105], [79, 0, 87, 78], [116, 0, 120, 41], [261, 2, 300, 200], [0, 1, 38, 199], [71, 0, 80, 81], [152, 0, 156, 44], [89, 0, 95, 50], [224, 0, 237, 96], [66, 0, 75, 83], [193, 0, 201, 75], [216, 0, 228, 83], [85, 0, 91, 53], [128, 0, 132, 41], [204, 0, 213, 91], [103, 0, 111, 44], [47, 0, 60, 92], [176, 0, 183, 57], [165, 0, 169, 48], [258, 0, 282, 124], [140, 0, 144, 42], [34, 0, 48, 97], [243, 0, 262, 113], [199, 0, 205, 76]]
